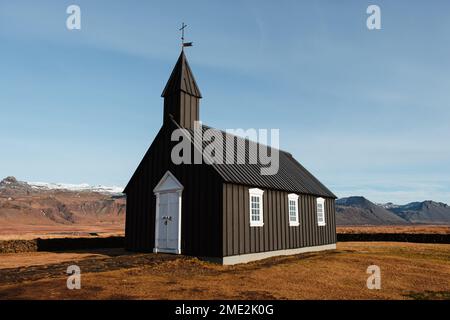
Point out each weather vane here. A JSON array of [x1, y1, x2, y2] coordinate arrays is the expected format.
[[180, 22, 193, 50]]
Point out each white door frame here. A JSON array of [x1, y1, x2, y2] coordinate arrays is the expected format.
[[153, 171, 183, 254]]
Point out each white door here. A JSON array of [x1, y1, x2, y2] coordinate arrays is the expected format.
[[156, 192, 180, 252], [153, 171, 183, 254]]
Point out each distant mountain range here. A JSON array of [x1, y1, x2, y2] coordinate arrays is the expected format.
[[336, 196, 450, 225], [1, 176, 449, 227], [0, 176, 125, 228]]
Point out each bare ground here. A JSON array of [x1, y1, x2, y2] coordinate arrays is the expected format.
[[0, 242, 449, 300]]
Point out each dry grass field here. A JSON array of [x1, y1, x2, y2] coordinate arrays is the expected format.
[[0, 224, 124, 241], [2, 224, 447, 241], [0, 242, 449, 300], [337, 225, 450, 234]]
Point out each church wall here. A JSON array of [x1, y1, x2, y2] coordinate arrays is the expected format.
[[221, 183, 337, 257]]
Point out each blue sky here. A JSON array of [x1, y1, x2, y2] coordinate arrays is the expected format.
[[1, 0, 449, 204]]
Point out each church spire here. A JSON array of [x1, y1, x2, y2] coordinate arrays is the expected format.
[[162, 50, 202, 129], [161, 51, 202, 99]]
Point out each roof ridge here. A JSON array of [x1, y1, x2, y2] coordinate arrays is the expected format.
[[200, 123, 291, 154]]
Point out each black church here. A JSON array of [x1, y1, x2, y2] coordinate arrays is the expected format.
[[124, 50, 336, 264]]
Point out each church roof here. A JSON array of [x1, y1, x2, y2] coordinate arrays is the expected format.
[[161, 51, 202, 98], [181, 122, 336, 199]]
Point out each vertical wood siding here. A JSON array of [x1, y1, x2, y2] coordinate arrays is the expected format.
[[163, 92, 200, 130], [222, 183, 336, 257]]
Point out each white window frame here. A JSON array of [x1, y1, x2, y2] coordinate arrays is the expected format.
[[288, 193, 299, 227], [316, 197, 326, 226], [249, 188, 264, 227]]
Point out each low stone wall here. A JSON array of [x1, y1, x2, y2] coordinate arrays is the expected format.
[[2, 233, 449, 254], [0, 240, 38, 253], [0, 236, 124, 254]]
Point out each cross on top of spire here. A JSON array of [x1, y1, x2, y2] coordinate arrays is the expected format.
[[179, 22, 187, 44], [179, 22, 193, 50]]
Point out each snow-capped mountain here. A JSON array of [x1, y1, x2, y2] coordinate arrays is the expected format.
[[378, 202, 400, 210], [29, 181, 124, 194], [0, 176, 125, 227]]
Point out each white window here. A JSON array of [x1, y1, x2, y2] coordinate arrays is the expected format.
[[249, 188, 264, 227], [288, 194, 299, 226], [316, 197, 326, 226]]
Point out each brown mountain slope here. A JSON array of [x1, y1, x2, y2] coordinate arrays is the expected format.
[[388, 201, 450, 224], [0, 177, 125, 237], [336, 196, 407, 225]]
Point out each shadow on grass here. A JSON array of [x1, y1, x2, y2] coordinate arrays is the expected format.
[[404, 291, 450, 300]]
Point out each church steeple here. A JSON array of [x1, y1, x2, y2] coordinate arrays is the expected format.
[[162, 51, 202, 129]]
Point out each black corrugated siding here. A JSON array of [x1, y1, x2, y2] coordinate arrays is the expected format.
[[222, 183, 336, 257]]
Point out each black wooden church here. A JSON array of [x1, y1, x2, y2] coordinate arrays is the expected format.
[[124, 50, 337, 264]]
